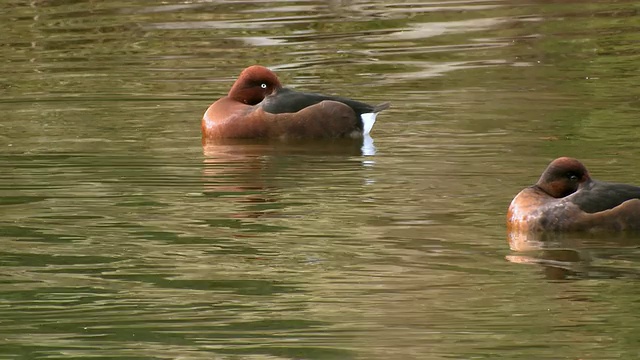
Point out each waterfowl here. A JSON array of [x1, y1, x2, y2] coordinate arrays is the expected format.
[[202, 65, 389, 139], [507, 157, 640, 232]]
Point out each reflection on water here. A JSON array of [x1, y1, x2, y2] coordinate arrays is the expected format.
[[3, 0, 640, 359], [201, 136, 377, 221], [507, 231, 640, 280]]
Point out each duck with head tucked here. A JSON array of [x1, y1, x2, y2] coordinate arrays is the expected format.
[[202, 65, 390, 139], [507, 157, 640, 232]]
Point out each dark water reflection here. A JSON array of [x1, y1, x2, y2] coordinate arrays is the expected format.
[[3, 0, 640, 359], [508, 231, 640, 280]]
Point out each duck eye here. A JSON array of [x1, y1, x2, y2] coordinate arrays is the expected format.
[[568, 174, 578, 181], [260, 83, 267, 89]]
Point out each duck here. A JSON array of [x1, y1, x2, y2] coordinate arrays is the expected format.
[[507, 157, 640, 232], [202, 65, 390, 139]]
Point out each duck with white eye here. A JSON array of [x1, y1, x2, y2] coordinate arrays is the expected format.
[[202, 65, 390, 139]]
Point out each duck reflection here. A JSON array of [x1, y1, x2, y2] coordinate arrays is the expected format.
[[202, 136, 376, 220], [203, 135, 374, 158], [507, 230, 640, 280]]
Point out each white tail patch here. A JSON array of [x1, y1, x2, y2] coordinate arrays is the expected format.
[[361, 134, 376, 156], [360, 112, 378, 135]]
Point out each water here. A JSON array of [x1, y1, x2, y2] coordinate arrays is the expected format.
[[2, 1, 640, 359]]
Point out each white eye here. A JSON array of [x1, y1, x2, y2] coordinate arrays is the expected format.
[[260, 83, 267, 89]]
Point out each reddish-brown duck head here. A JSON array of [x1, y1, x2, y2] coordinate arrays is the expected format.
[[535, 157, 591, 198], [228, 65, 283, 105]]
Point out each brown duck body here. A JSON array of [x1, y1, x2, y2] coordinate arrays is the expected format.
[[507, 157, 640, 232], [202, 65, 389, 139]]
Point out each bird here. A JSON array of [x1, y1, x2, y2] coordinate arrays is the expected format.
[[202, 65, 389, 139], [507, 157, 640, 232]]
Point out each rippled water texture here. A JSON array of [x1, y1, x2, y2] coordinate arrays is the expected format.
[[2, 1, 640, 359]]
